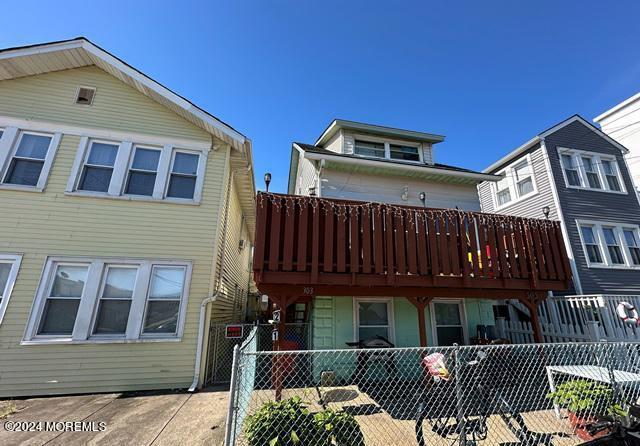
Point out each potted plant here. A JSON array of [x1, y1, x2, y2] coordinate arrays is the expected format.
[[546, 380, 619, 440]]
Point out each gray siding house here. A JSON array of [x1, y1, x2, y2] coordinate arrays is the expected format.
[[479, 115, 640, 296]]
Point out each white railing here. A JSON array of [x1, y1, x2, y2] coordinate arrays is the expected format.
[[499, 295, 640, 343]]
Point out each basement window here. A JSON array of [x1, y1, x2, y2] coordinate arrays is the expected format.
[[75, 86, 96, 106]]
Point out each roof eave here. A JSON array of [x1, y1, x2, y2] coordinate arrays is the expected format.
[[595, 91, 640, 123], [315, 119, 446, 147], [0, 38, 248, 150], [483, 136, 540, 173], [304, 151, 499, 183]]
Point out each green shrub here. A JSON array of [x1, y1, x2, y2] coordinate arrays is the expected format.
[[245, 397, 364, 446]]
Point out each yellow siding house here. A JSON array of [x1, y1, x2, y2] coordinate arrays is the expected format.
[[0, 38, 256, 397]]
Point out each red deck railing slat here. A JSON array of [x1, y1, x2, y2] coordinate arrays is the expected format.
[[362, 207, 372, 274], [296, 201, 308, 272], [254, 193, 571, 292]]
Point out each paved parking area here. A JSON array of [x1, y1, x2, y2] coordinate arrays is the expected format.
[[0, 387, 229, 446]]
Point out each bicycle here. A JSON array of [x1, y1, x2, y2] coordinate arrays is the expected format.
[[415, 347, 560, 446]]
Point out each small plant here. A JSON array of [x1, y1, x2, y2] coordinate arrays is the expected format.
[[0, 401, 17, 419], [546, 379, 615, 418], [314, 408, 365, 446], [245, 397, 364, 446]]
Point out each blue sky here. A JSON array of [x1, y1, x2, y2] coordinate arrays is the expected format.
[[3, 1, 640, 192]]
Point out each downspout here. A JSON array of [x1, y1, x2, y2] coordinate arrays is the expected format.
[[189, 156, 235, 392]]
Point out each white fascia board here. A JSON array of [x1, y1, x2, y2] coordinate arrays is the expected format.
[[0, 39, 85, 60], [315, 119, 446, 147], [483, 136, 540, 173], [79, 41, 247, 147], [304, 151, 499, 182], [595, 92, 640, 123], [0, 39, 247, 149]]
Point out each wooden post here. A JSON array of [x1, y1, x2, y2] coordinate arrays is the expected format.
[[519, 296, 543, 343], [271, 295, 289, 401], [407, 297, 431, 347]]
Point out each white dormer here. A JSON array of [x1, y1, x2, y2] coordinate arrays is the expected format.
[[314, 119, 444, 165]]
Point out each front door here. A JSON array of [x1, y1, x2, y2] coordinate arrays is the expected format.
[[431, 300, 466, 346]]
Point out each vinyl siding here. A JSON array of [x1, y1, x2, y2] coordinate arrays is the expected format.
[[295, 155, 318, 196], [546, 120, 640, 294], [321, 168, 481, 210], [0, 66, 210, 143], [0, 67, 233, 397], [478, 145, 558, 220], [209, 174, 253, 324], [322, 130, 342, 154]]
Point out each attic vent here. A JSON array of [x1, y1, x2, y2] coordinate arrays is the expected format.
[[75, 86, 96, 105]]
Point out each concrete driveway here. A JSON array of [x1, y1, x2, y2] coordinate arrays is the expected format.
[[0, 387, 229, 446]]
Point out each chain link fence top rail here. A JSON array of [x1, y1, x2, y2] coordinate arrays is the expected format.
[[226, 342, 640, 446]]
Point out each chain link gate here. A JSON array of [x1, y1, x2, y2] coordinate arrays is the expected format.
[[205, 323, 312, 386], [225, 341, 640, 446]]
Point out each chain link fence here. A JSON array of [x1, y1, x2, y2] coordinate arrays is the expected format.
[[205, 323, 311, 385], [225, 341, 640, 445]]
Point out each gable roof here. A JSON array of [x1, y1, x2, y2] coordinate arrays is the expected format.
[[315, 119, 446, 147], [483, 114, 630, 173], [0, 37, 256, 234], [291, 142, 499, 184], [0, 37, 248, 152]]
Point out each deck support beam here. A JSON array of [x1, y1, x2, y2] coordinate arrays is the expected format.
[[407, 297, 433, 347], [270, 295, 298, 401], [518, 294, 544, 343]]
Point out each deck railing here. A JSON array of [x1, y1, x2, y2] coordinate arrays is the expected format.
[[253, 193, 572, 291]]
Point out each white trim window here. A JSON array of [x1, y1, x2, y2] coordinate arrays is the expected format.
[[354, 140, 386, 159], [0, 254, 22, 324], [352, 136, 424, 164], [78, 140, 119, 193], [67, 138, 207, 204], [24, 257, 191, 343], [354, 298, 394, 342], [577, 221, 640, 269], [558, 148, 625, 194], [492, 155, 537, 209], [430, 299, 467, 346], [125, 146, 161, 196], [624, 229, 640, 266], [0, 129, 61, 191], [579, 225, 603, 264], [166, 150, 200, 200]]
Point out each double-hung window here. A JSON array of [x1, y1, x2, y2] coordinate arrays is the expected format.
[[561, 154, 581, 186], [513, 160, 534, 196], [355, 299, 393, 342], [78, 141, 119, 192], [581, 156, 601, 189], [68, 138, 206, 203], [0, 254, 22, 324], [624, 229, 640, 266], [167, 151, 200, 200], [0, 130, 61, 190], [578, 221, 640, 268], [125, 146, 161, 196], [601, 160, 621, 192], [602, 227, 625, 265], [580, 226, 603, 264], [495, 176, 512, 206], [389, 144, 420, 162], [493, 155, 536, 209], [354, 140, 386, 159], [558, 148, 625, 193], [25, 257, 191, 343]]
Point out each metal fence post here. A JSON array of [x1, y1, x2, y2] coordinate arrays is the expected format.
[[224, 344, 241, 446]]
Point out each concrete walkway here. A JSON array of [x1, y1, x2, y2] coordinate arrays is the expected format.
[[0, 387, 229, 446]]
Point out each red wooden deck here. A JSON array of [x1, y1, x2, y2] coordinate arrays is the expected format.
[[253, 193, 572, 300]]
